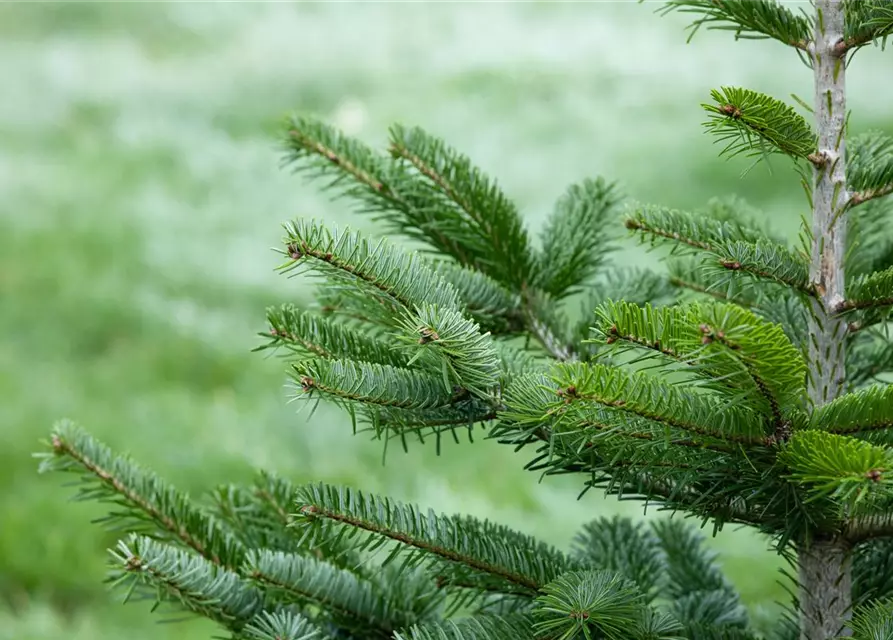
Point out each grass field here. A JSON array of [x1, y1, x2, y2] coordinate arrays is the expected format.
[[2, 3, 892, 639]]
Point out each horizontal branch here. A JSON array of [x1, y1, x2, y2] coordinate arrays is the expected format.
[[247, 550, 403, 636], [287, 128, 389, 194], [110, 536, 263, 628], [294, 359, 455, 411], [574, 418, 736, 456], [834, 3, 893, 54], [296, 484, 574, 593], [845, 512, 893, 543], [260, 305, 410, 368], [846, 132, 893, 208], [573, 390, 765, 445], [625, 218, 713, 251], [658, 0, 812, 50], [317, 501, 541, 586], [43, 422, 238, 569], [702, 86, 816, 161], [669, 276, 754, 307], [626, 209, 813, 296], [850, 184, 893, 208], [835, 297, 893, 313], [835, 267, 893, 313]]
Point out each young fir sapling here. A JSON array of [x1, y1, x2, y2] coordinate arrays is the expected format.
[[38, 1, 893, 639]]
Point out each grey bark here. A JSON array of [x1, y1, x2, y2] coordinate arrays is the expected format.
[[800, 1, 852, 638], [799, 537, 853, 639]]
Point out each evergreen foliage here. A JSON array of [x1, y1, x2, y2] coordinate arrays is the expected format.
[[38, 1, 893, 638]]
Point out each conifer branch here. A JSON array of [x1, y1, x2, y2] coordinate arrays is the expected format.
[[394, 615, 536, 640], [366, 404, 499, 454], [717, 240, 813, 294], [756, 291, 811, 349], [651, 519, 748, 630], [846, 197, 893, 280], [517, 285, 579, 362], [591, 301, 805, 424], [293, 359, 455, 411], [295, 483, 578, 594], [471, 592, 537, 617], [571, 517, 664, 603], [212, 485, 299, 554], [627, 204, 776, 249], [374, 406, 499, 431], [847, 132, 893, 208], [851, 189, 893, 215], [242, 610, 328, 640], [396, 304, 501, 399], [212, 474, 362, 573], [573, 267, 677, 358], [653, 519, 729, 592], [285, 120, 391, 196], [626, 206, 813, 296], [846, 599, 893, 639], [589, 267, 677, 308], [570, 383, 765, 445], [701, 195, 789, 244], [810, 384, 893, 440], [838, 0, 893, 53], [836, 266, 893, 312], [778, 430, 893, 506], [260, 304, 410, 367], [670, 273, 754, 307], [517, 362, 771, 444], [668, 256, 811, 348], [431, 261, 526, 334], [494, 340, 542, 386], [388, 125, 534, 288], [533, 177, 622, 299], [847, 339, 893, 388], [659, 0, 811, 49], [669, 256, 807, 344], [541, 401, 739, 460], [702, 87, 816, 161], [39, 421, 242, 569], [281, 220, 461, 317], [532, 570, 648, 640], [246, 549, 420, 637], [284, 116, 488, 270], [497, 380, 734, 479], [109, 535, 265, 629], [315, 289, 397, 335], [852, 535, 893, 604], [625, 217, 711, 252], [252, 473, 295, 528]]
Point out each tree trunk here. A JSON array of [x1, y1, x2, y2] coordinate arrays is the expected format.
[[802, 1, 852, 638], [798, 538, 853, 639]]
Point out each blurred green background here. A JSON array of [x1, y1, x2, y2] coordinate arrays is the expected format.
[[2, 2, 892, 639]]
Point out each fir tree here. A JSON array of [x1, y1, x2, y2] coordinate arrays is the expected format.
[[38, 2, 893, 639]]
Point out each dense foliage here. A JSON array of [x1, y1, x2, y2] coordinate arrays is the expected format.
[[40, 2, 893, 639]]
